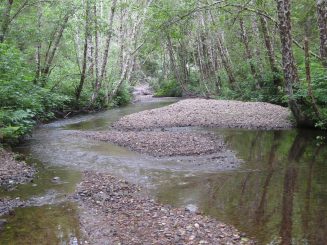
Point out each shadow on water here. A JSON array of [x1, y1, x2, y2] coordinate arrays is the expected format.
[[1, 97, 327, 244]]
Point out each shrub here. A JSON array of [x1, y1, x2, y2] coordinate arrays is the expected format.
[[112, 85, 132, 107], [155, 79, 182, 97], [0, 43, 69, 144]]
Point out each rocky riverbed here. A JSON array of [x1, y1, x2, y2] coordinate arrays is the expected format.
[[1, 97, 291, 244], [73, 172, 256, 245], [0, 148, 36, 217], [75, 130, 225, 157], [113, 99, 293, 130], [0, 148, 35, 190]]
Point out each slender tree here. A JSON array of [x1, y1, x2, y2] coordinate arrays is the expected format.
[[76, 0, 91, 102], [91, 0, 118, 104], [304, 37, 320, 118], [40, 13, 71, 82], [239, 18, 259, 88], [259, 15, 281, 86], [0, 0, 14, 43], [316, 0, 327, 67], [277, 0, 307, 126]]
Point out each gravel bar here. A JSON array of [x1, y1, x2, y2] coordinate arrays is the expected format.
[[113, 99, 293, 130], [74, 172, 256, 245], [77, 130, 225, 157]]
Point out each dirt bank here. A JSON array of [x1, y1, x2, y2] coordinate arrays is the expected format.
[[0, 148, 35, 190], [76, 130, 225, 157], [74, 172, 255, 245], [113, 99, 293, 130]]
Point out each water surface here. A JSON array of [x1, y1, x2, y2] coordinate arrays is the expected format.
[[1, 98, 327, 244]]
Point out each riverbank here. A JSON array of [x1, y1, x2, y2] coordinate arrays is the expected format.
[[0, 148, 35, 190], [74, 171, 255, 244], [0, 148, 36, 216], [114, 99, 293, 130]]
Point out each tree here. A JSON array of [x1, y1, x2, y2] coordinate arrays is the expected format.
[[276, 0, 308, 126], [0, 0, 14, 43], [75, 0, 91, 102], [316, 0, 327, 67], [91, 0, 118, 104]]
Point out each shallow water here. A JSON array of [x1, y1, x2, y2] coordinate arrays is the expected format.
[[1, 98, 327, 244]]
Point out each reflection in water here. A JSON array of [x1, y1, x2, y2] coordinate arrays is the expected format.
[[155, 130, 327, 244], [1, 98, 327, 245], [0, 202, 81, 244], [254, 132, 281, 226]]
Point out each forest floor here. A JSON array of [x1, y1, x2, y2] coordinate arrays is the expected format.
[[73, 171, 255, 245]]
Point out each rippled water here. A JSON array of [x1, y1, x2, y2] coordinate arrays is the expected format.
[[1, 98, 327, 244]]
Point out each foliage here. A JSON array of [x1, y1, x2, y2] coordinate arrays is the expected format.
[[155, 79, 182, 97], [0, 43, 69, 144], [1, 0, 327, 146], [111, 84, 133, 107], [295, 61, 327, 129]]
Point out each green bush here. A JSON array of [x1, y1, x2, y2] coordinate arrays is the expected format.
[[294, 61, 327, 129], [0, 43, 69, 144], [0, 109, 35, 144], [155, 79, 182, 97], [113, 85, 132, 106]]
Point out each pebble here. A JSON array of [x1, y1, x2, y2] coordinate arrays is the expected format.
[[52, 177, 61, 183], [75, 172, 255, 244], [0, 149, 36, 190], [114, 99, 293, 130], [189, 235, 196, 241]]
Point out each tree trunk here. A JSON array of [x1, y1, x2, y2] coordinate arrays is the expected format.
[[177, 40, 190, 88], [277, 0, 308, 126], [239, 18, 259, 88], [316, 0, 327, 67], [75, 0, 90, 102], [251, 15, 264, 82], [94, 2, 100, 90], [99, 0, 117, 81], [0, 0, 14, 43], [35, 7, 42, 82], [166, 35, 183, 88], [216, 32, 237, 89], [304, 37, 320, 119], [108, 0, 153, 101], [91, 0, 117, 104], [41, 13, 70, 80], [259, 15, 281, 86]]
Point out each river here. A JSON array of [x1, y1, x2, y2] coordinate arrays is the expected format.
[[1, 98, 327, 244]]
